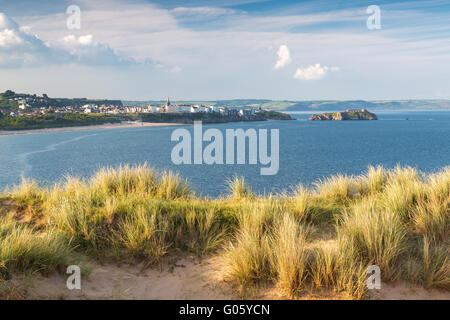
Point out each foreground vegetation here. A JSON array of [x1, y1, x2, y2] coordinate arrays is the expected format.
[[0, 165, 448, 299]]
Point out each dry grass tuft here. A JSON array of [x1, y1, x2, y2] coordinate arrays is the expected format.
[[1, 165, 448, 299]]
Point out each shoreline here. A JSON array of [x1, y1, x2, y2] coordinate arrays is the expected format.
[[0, 121, 184, 136]]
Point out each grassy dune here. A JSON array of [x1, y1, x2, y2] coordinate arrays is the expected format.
[[0, 165, 449, 299]]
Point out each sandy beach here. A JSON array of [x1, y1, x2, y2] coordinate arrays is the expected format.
[[0, 121, 183, 136]]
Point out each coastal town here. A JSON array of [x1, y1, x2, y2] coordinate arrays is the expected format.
[[0, 91, 292, 131], [2, 93, 259, 118]]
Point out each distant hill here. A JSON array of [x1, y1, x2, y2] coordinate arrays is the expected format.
[[122, 99, 272, 107], [3, 90, 449, 112], [123, 99, 450, 111], [277, 100, 450, 111]]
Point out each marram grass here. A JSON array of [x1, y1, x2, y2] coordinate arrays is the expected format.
[[0, 164, 448, 299]]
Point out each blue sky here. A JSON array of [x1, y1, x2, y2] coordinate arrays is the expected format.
[[0, 0, 449, 100]]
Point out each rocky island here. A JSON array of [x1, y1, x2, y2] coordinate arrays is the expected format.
[[309, 109, 378, 121]]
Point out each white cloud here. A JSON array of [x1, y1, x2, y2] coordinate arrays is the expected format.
[[171, 7, 237, 17], [60, 34, 135, 66], [169, 66, 182, 73], [17, 1, 448, 75], [0, 29, 23, 47], [62, 34, 94, 47], [0, 13, 138, 68], [12, 2, 179, 67], [77, 35, 94, 46], [274, 45, 291, 70], [0, 12, 18, 29], [0, 13, 71, 68], [293, 64, 339, 80], [0, 13, 24, 47]]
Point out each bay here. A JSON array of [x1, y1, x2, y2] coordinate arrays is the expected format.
[[0, 110, 448, 197]]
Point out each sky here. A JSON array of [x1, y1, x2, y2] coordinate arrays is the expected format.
[[0, 0, 449, 100]]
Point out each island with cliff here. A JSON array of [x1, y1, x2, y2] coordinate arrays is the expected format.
[[309, 109, 378, 121]]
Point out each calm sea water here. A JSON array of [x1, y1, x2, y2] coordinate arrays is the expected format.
[[0, 110, 449, 197]]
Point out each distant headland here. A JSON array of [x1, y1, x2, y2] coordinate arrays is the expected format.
[[309, 109, 378, 121]]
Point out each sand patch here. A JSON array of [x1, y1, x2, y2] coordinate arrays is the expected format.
[[16, 256, 232, 300], [373, 282, 449, 300], [7, 256, 450, 300]]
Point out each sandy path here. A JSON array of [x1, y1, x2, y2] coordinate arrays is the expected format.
[[11, 257, 449, 300], [0, 122, 183, 136], [375, 282, 449, 300], [21, 256, 233, 300]]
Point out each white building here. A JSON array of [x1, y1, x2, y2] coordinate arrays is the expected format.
[[145, 106, 155, 113], [164, 97, 180, 113], [239, 108, 255, 116], [126, 106, 138, 113], [166, 105, 180, 113], [146, 105, 159, 113], [219, 107, 229, 115], [179, 106, 191, 113], [18, 99, 28, 110], [197, 105, 206, 112], [82, 104, 98, 110]]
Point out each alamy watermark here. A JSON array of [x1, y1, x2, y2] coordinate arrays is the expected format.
[[66, 5, 81, 30], [366, 5, 381, 30], [66, 265, 81, 290], [171, 121, 279, 175], [366, 265, 381, 290]]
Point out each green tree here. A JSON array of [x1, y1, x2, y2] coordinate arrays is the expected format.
[[2, 90, 15, 98]]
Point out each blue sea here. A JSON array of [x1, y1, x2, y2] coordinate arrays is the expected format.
[[0, 110, 449, 197]]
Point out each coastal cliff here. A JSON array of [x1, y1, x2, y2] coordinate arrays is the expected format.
[[140, 110, 294, 124], [309, 109, 378, 121], [0, 110, 294, 131]]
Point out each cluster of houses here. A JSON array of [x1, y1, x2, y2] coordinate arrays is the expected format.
[[5, 97, 259, 117], [111, 98, 258, 116], [81, 98, 257, 117], [12, 95, 48, 108]]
